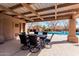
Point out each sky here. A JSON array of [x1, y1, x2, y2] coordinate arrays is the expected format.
[[76, 18, 79, 28]]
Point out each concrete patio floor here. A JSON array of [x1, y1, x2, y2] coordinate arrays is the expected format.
[[0, 34, 79, 56]]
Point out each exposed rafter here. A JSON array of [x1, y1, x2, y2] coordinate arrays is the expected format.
[[22, 4, 79, 20], [9, 4, 22, 9], [27, 11, 73, 18], [9, 3, 32, 10], [0, 3, 79, 22], [30, 13, 72, 20], [30, 15, 71, 22], [21, 3, 77, 15], [21, 3, 44, 20], [0, 5, 33, 21], [55, 3, 57, 19]]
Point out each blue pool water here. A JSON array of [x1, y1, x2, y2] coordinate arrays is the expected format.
[[48, 31, 68, 35], [47, 31, 79, 35]]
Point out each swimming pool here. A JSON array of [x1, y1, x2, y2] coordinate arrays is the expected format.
[[47, 31, 79, 35], [37, 31, 79, 35]]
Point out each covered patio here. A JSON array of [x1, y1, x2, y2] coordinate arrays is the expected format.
[[0, 3, 79, 56], [0, 35, 79, 56]]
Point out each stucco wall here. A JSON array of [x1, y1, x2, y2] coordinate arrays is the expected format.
[[0, 13, 26, 43]]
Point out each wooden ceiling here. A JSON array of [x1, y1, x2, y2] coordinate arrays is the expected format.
[[0, 3, 79, 22]]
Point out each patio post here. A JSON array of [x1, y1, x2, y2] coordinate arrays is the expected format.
[[67, 14, 78, 43], [23, 23, 26, 32]]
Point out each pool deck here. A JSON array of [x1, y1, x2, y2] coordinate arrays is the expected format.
[[0, 34, 79, 56]]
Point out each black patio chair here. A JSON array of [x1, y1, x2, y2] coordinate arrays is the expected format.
[[43, 31, 47, 35], [28, 34, 40, 53], [19, 32, 29, 50], [34, 32, 38, 35], [44, 33, 54, 48], [19, 32, 40, 53], [19, 33, 26, 45], [37, 32, 47, 48]]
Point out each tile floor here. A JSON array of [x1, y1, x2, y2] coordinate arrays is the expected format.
[[0, 34, 79, 56]]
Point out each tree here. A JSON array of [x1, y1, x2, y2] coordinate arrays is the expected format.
[[62, 20, 69, 31], [47, 21, 59, 30], [42, 25, 46, 31]]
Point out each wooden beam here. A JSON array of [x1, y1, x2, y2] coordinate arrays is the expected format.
[[55, 3, 57, 19], [32, 14, 71, 22], [9, 3, 32, 10], [26, 14, 72, 23], [0, 10, 5, 13], [21, 3, 77, 15], [0, 5, 33, 21], [46, 15, 71, 20], [21, 3, 44, 20], [9, 4, 22, 9], [26, 7, 79, 19], [71, 10, 79, 18], [29, 15, 71, 22], [31, 13, 72, 20]]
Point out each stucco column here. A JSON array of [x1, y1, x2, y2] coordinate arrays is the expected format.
[[67, 14, 78, 43]]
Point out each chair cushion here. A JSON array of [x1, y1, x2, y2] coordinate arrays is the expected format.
[[29, 32, 34, 34]]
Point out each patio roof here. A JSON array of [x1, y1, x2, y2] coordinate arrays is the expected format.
[[0, 3, 79, 22]]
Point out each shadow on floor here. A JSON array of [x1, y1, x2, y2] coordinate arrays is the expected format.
[[28, 50, 41, 56], [12, 48, 42, 56], [74, 44, 79, 46], [50, 40, 68, 45]]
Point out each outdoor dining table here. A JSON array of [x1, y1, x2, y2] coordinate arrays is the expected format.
[[26, 34, 47, 48], [26, 34, 47, 39]]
